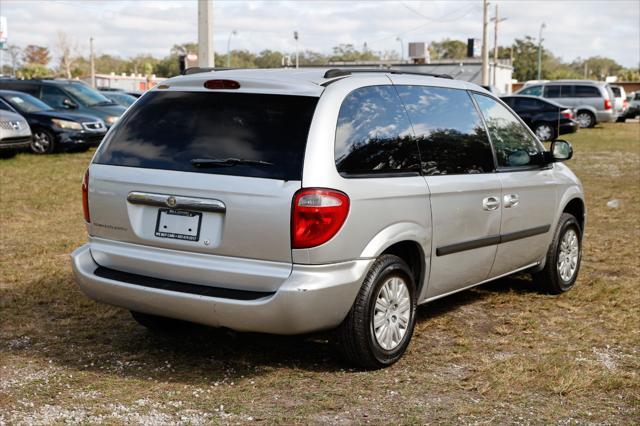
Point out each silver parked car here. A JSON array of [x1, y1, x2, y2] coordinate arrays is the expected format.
[[71, 68, 585, 368], [0, 109, 31, 157], [516, 80, 618, 128]]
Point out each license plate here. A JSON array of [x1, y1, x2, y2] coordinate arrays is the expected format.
[[155, 209, 202, 241]]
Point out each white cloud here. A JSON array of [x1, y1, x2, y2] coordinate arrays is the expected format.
[[1, 0, 638, 67]]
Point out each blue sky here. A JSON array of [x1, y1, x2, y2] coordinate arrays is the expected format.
[[2, 0, 639, 68]]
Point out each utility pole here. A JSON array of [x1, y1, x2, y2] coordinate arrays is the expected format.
[[396, 37, 404, 62], [481, 0, 489, 86], [293, 31, 299, 69], [90, 37, 95, 88], [491, 4, 506, 87], [226, 30, 237, 68], [198, 0, 214, 68], [537, 22, 546, 80]]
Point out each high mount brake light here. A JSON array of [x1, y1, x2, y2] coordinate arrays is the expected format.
[[204, 79, 241, 90], [82, 169, 90, 223], [291, 188, 350, 249]]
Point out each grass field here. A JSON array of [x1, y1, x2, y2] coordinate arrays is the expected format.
[[1, 122, 639, 424]]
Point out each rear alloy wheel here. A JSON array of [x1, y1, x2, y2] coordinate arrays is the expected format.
[[534, 123, 555, 141], [338, 254, 417, 369], [576, 111, 595, 128], [31, 129, 56, 154]]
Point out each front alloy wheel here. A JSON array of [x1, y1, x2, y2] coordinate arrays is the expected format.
[[535, 123, 555, 141], [31, 130, 55, 154]]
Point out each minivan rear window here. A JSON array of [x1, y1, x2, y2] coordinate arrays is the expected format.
[[94, 91, 318, 180]]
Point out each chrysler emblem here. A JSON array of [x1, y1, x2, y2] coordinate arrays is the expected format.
[[166, 196, 177, 207]]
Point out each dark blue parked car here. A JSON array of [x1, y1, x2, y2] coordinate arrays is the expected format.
[[0, 90, 107, 154]]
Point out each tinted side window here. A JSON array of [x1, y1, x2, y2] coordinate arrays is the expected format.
[[544, 85, 561, 98], [41, 86, 68, 108], [514, 98, 540, 110], [519, 85, 542, 96], [575, 85, 601, 98], [473, 94, 542, 168], [335, 86, 419, 176], [397, 86, 494, 175]]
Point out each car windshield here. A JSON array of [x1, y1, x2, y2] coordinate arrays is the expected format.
[[2, 92, 53, 113], [105, 92, 136, 107], [64, 83, 114, 107]]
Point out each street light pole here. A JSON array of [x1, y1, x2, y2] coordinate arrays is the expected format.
[[293, 31, 299, 69], [90, 36, 95, 88], [226, 30, 237, 68], [537, 22, 546, 80], [491, 4, 507, 87], [396, 37, 404, 62]]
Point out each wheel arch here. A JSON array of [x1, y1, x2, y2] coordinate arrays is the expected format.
[[360, 222, 430, 298]]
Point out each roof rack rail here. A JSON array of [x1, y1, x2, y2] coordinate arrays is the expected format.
[[323, 68, 453, 80], [182, 67, 235, 76]]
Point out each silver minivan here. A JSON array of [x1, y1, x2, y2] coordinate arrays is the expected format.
[[516, 80, 618, 128], [71, 69, 585, 368]]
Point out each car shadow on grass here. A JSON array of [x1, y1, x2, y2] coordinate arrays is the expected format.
[[6, 273, 539, 381]]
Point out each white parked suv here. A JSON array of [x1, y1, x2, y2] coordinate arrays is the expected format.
[[71, 68, 585, 368]]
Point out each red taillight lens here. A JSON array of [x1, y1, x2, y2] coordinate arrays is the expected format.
[[561, 109, 573, 119], [604, 99, 612, 110], [82, 169, 90, 223], [204, 79, 240, 90], [291, 188, 349, 249]]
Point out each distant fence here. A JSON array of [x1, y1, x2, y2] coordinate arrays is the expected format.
[[512, 81, 640, 94]]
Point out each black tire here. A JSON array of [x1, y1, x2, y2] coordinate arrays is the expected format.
[[130, 311, 189, 333], [616, 116, 626, 123], [533, 213, 582, 294], [533, 122, 556, 141], [30, 128, 56, 154], [576, 110, 596, 128], [337, 254, 417, 369]]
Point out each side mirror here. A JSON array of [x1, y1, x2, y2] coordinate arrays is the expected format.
[[62, 98, 78, 109], [550, 139, 573, 162]]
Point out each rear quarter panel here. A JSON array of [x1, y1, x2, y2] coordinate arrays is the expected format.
[[294, 76, 432, 265]]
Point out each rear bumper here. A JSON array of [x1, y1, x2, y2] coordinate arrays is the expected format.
[[70, 244, 372, 335], [595, 110, 618, 123], [559, 121, 579, 135]]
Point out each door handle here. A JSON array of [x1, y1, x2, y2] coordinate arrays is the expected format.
[[503, 194, 520, 208], [482, 196, 500, 211]]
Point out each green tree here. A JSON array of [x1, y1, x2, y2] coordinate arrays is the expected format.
[[16, 63, 52, 79], [329, 44, 379, 62], [430, 39, 467, 60], [511, 36, 543, 81]]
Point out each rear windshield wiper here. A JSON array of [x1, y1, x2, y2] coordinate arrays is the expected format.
[[190, 158, 275, 168]]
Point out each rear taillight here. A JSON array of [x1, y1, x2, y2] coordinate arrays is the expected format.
[[604, 99, 612, 110], [291, 188, 349, 249], [82, 169, 90, 223], [561, 109, 573, 119]]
